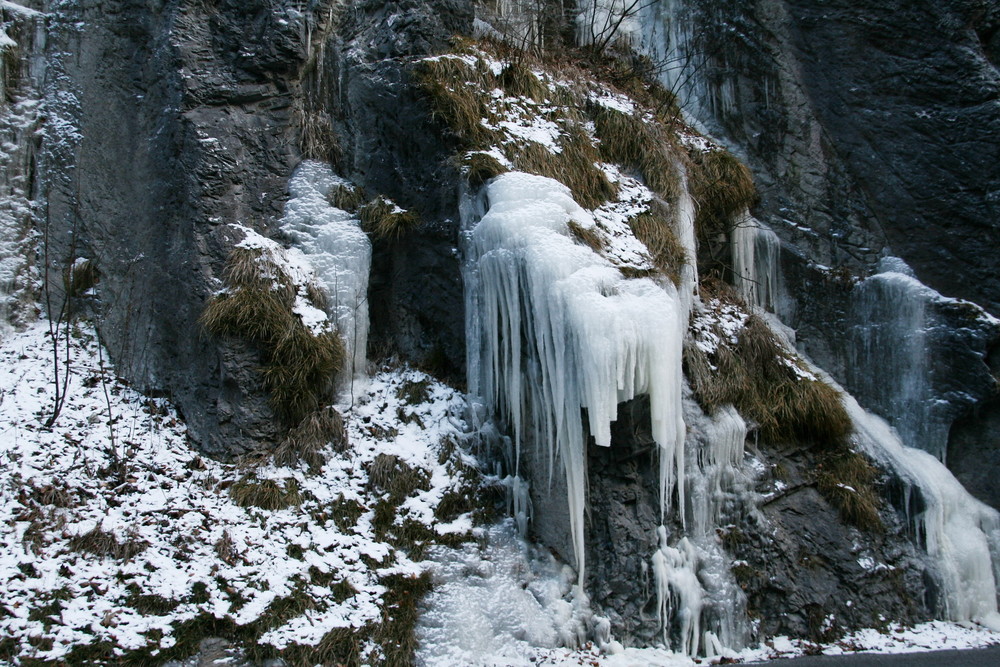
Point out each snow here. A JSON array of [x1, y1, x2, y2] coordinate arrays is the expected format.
[[464, 171, 686, 584], [0, 320, 472, 662]]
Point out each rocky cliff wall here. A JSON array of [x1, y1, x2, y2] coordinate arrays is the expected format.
[[645, 0, 1000, 508]]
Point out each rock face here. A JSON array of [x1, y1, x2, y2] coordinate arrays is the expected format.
[[40, 0, 470, 457], [646, 0, 1000, 507]]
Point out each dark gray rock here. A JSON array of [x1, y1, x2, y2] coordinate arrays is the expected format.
[[40, 0, 471, 456], [653, 0, 1000, 506]]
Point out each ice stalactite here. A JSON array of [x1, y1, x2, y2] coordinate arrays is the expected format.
[[731, 213, 783, 315], [280, 160, 371, 394], [844, 391, 1000, 631], [576, 0, 645, 51], [464, 172, 686, 584]]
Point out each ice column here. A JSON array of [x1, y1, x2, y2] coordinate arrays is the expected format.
[[846, 261, 950, 459], [280, 160, 371, 392], [464, 172, 686, 583]]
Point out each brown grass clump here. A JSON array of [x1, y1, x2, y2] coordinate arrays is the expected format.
[[688, 148, 757, 241], [330, 183, 367, 212], [508, 127, 617, 209], [68, 524, 148, 561], [592, 106, 680, 200], [64, 259, 99, 298], [497, 61, 547, 100], [273, 406, 348, 473], [687, 313, 851, 447], [358, 196, 422, 242], [463, 152, 509, 188], [366, 454, 430, 501], [416, 56, 499, 146], [629, 204, 686, 284], [375, 572, 433, 666], [816, 450, 883, 532], [229, 475, 303, 511], [200, 245, 345, 427], [567, 220, 604, 252]]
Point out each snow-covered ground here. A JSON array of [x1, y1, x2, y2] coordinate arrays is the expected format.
[[0, 319, 474, 663], [0, 319, 997, 664]]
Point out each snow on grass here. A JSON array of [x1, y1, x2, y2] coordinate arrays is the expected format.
[[0, 319, 473, 663]]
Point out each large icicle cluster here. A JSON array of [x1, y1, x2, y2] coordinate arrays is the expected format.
[[280, 160, 371, 392], [465, 172, 686, 582]]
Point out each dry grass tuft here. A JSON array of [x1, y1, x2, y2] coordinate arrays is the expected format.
[[463, 152, 509, 188], [567, 220, 604, 252], [68, 524, 148, 561], [629, 204, 686, 284], [508, 126, 617, 209], [592, 106, 680, 200], [375, 572, 433, 666], [273, 406, 348, 472], [688, 148, 757, 241], [816, 450, 883, 532], [200, 246, 345, 426], [416, 56, 499, 146], [229, 475, 303, 511], [687, 313, 851, 447], [64, 259, 99, 298], [497, 61, 547, 101], [358, 196, 422, 242], [366, 453, 430, 501], [329, 183, 367, 212]]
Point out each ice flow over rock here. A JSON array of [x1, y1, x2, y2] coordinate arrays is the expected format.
[[463, 172, 687, 583]]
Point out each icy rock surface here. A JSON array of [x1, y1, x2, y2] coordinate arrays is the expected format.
[[464, 172, 686, 583]]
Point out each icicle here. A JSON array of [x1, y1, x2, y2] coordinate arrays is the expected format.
[[280, 160, 371, 394], [463, 172, 686, 584], [731, 213, 782, 313]]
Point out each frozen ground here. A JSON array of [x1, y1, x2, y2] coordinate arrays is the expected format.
[[0, 319, 997, 664]]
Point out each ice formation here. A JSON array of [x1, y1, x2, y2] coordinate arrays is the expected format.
[[731, 214, 783, 315], [279, 160, 371, 393], [845, 390, 1000, 630], [464, 172, 687, 582], [845, 261, 947, 460]]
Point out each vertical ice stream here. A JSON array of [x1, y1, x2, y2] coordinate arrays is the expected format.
[[463, 172, 687, 584], [279, 160, 371, 394], [0, 3, 45, 338]]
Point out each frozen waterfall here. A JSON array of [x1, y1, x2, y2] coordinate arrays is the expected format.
[[280, 160, 371, 395], [463, 172, 687, 583]]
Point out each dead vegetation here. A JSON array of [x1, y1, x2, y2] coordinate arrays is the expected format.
[[358, 196, 422, 241], [688, 148, 757, 242], [229, 475, 303, 511], [68, 524, 148, 561], [272, 406, 348, 473], [200, 245, 345, 427]]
